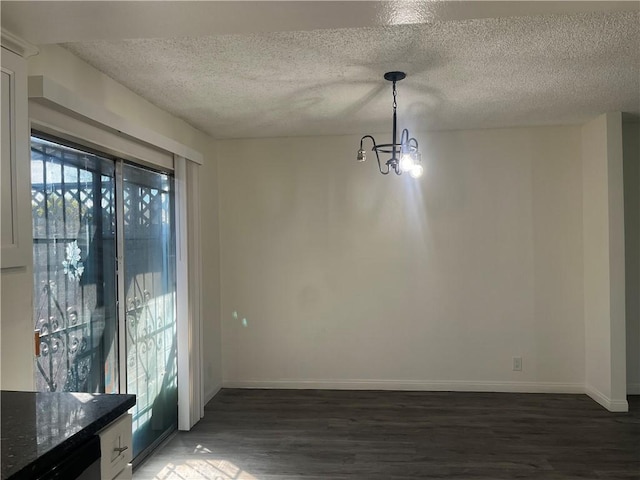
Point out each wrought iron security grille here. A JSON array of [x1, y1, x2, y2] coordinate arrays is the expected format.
[[31, 138, 117, 392]]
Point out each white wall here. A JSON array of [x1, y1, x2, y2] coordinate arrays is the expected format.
[[1, 44, 222, 397], [218, 126, 585, 392], [624, 122, 640, 394], [582, 113, 627, 411]]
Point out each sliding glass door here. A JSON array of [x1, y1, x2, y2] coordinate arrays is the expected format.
[[120, 163, 177, 458], [31, 134, 177, 460]]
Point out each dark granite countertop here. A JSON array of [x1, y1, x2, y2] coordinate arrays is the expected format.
[[1, 391, 135, 480]]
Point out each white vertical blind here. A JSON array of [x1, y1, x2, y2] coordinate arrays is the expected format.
[[187, 159, 205, 420], [175, 155, 203, 430]]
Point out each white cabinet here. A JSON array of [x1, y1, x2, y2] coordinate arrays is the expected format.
[[1, 46, 31, 269], [98, 413, 133, 480]]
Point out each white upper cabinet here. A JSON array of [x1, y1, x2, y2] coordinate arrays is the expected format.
[[1, 46, 31, 269]]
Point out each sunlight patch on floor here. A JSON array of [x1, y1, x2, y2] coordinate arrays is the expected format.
[[150, 459, 259, 480], [194, 444, 213, 454]]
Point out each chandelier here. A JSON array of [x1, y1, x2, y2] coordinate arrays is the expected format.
[[357, 71, 423, 178]]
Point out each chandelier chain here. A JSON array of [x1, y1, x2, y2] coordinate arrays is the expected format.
[[392, 81, 397, 110]]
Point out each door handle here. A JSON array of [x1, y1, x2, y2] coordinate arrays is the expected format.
[[34, 330, 41, 356]]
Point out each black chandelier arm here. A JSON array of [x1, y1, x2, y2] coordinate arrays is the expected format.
[[376, 149, 391, 175], [400, 129, 409, 148], [359, 135, 377, 150], [408, 136, 419, 150], [400, 129, 419, 153], [378, 150, 392, 175], [360, 135, 391, 175]]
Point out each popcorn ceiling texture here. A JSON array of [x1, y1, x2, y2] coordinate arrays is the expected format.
[[63, 11, 640, 139]]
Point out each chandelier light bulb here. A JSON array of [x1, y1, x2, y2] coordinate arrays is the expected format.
[[410, 164, 424, 179], [399, 153, 414, 172]]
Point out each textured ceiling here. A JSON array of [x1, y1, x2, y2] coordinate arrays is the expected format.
[[61, 10, 639, 139]]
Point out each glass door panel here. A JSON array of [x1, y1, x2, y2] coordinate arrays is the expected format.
[[120, 163, 177, 459], [31, 136, 118, 393]]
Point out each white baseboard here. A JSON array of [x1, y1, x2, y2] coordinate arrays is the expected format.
[[627, 383, 640, 395], [204, 384, 221, 405], [585, 384, 629, 412], [222, 379, 584, 394]]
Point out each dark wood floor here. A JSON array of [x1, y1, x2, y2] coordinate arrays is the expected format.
[[134, 389, 640, 480]]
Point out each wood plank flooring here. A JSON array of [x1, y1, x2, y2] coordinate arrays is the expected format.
[[134, 390, 640, 480]]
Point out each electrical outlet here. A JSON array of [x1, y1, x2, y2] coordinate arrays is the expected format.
[[513, 356, 522, 371]]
